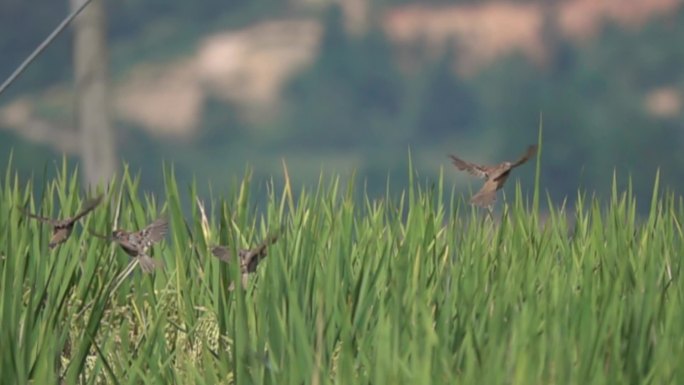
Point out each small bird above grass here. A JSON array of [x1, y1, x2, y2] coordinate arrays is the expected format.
[[211, 230, 280, 290], [91, 217, 168, 273], [449, 145, 537, 208], [21, 195, 103, 249]]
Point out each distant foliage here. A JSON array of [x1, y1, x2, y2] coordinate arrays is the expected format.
[[474, 9, 684, 204], [3, 1, 684, 207], [417, 45, 479, 140], [283, 6, 404, 148]]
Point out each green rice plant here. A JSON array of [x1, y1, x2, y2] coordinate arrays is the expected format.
[[1, 155, 684, 384]]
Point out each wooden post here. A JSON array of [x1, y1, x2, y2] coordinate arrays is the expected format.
[[70, 0, 116, 187]]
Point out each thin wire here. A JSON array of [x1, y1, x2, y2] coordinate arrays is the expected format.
[[0, 0, 96, 97]]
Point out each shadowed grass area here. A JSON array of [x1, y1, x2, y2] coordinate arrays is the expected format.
[[1, 155, 683, 384]]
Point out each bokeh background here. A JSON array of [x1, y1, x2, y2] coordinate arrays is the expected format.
[[1, 0, 683, 210]]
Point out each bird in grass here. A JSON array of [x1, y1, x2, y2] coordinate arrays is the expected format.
[[449, 145, 537, 208], [21, 195, 103, 249], [91, 217, 168, 273], [211, 230, 280, 290]]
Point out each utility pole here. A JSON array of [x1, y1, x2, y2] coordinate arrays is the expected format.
[[70, 0, 116, 187]]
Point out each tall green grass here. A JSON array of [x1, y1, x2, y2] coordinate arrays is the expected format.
[[1, 157, 683, 384]]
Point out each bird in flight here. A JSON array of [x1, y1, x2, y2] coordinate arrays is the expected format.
[[449, 145, 537, 208], [211, 230, 280, 290], [91, 217, 168, 273], [21, 195, 103, 249]]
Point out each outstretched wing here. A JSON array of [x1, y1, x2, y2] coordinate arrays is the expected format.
[[89, 229, 115, 242], [18, 207, 55, 224], [67, 195, 103, 224], [241, 231, 280, 273], [470, 180, 499, 207], [260, 230, 281, 249], [140, 217, 169, 245], [211, 245, 233, 263], [510, 145, 538, 168], [448, 155, 488, 179]]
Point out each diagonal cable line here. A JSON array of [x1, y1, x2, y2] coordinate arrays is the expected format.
[[0, 0, 97, 97]]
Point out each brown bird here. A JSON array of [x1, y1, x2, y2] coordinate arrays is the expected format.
[[91, 217, 168, 273], [211, 231, 280, 290], [21, 195, 103, 249], [449, 145, 537, 208]]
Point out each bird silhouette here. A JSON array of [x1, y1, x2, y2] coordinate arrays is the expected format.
[[211, 230, 280, 290], [21, 195, 103, 249], [91, 217, 168, 273], [449, 145, 537, 208]]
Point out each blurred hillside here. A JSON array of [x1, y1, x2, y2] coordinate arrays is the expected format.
[[1, 0, 683, 208]]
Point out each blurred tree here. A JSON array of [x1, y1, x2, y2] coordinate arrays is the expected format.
[[2, 0, 684, 209], [284, 5, 403, 149], [416, 44, 478, 141], [199, 97, 250, 147], [472, 8, 684, 208], [540, 1, 576, 79]]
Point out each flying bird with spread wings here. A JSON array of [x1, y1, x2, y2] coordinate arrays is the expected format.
[[21, 195, 103, 249], [449, 145, 537, 208], [211, 230, 280, 290], [91, 217, 168, 273]]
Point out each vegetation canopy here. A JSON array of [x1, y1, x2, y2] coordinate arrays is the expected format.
[[0, 155, 683, 384]]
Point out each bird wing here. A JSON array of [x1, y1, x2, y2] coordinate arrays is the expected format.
[[140, 217, 169, 244], [89, 229, 115, 242], [211, 245, 233, 263], [67, 195, 103, 224], [213, 227, 282, 272], [448, 155, 488, 179], [19, 207, 56, 224], [470, 180, 499, 207], [241, 233, 279, 273], [510, 145, 538, 168], [241, 249, 266, 273], [261, 230, 281, 248]]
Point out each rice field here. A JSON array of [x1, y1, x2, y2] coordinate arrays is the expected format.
[[1, 155, 683, 384]]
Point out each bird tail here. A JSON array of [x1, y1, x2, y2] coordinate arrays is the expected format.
[[137, 254, 164, 273], [470, 190, 496, 208]]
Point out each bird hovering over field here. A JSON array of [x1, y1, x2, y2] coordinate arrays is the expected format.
[[21, 195, 103, 249], [449, 145, 537, 208], [91, 217, 168, 273], [211, 230, 280, 290]]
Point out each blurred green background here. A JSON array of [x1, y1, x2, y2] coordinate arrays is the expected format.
[[1, 0, 683, 209]]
